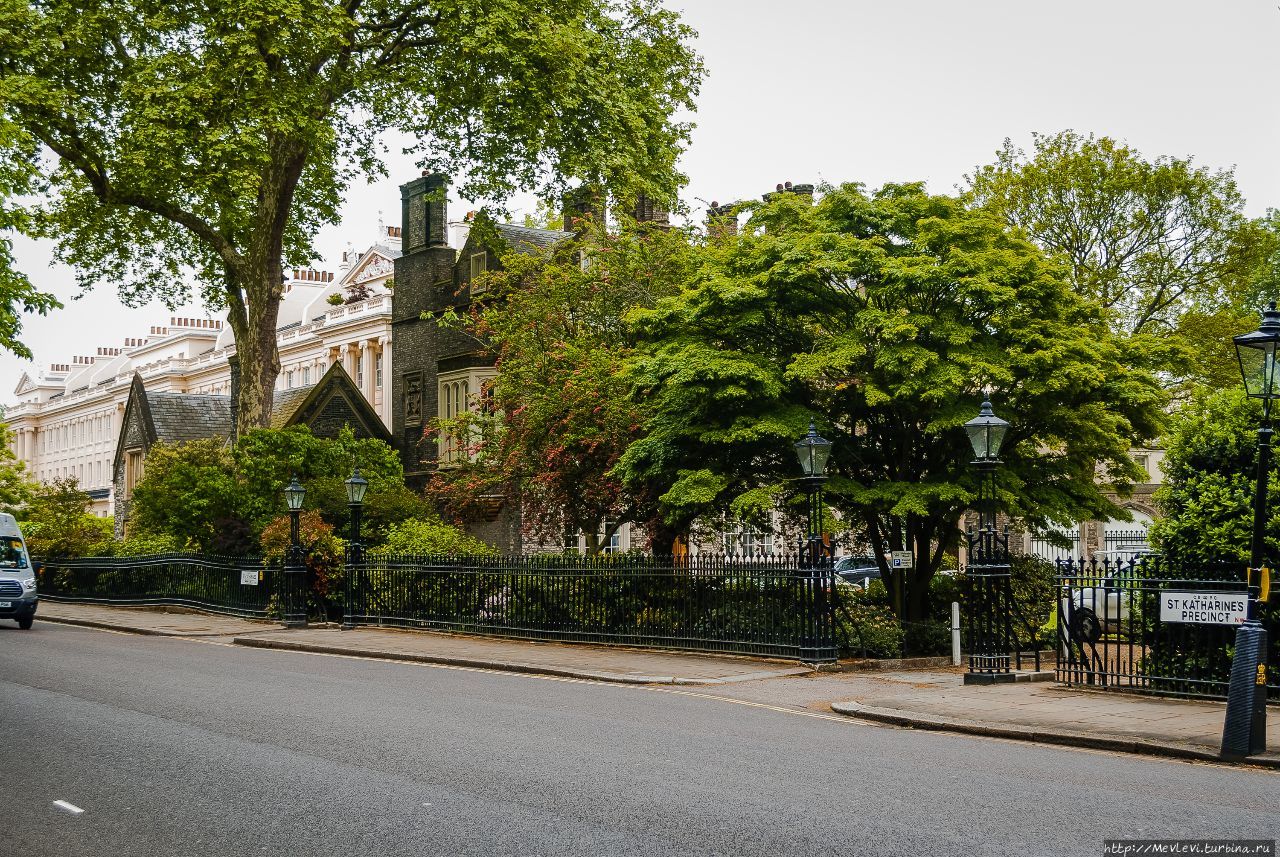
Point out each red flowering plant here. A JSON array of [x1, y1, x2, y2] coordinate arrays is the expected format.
[[260, 510, 345, 620], [426, 216, 697, 554]]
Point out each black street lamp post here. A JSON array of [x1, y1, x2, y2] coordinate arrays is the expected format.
[[342, 467, 369, 631], [794, 421, 833, 569], [1221, 304, 1279, 759], [283, 476, 307, 629], [962, 397, 1014, 683], [793, 421, 835, 664]]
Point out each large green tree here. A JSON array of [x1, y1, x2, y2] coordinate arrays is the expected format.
[[0, 0, 703, 430], [1150, 387, 1279, 568], [428, 218, 695, 553], [964, 131, 1264, 385], [620, 183, 1166, 619]]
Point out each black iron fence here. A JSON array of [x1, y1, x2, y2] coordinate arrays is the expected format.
[[344, 552, 836, 661], [37, 554, 279, 619], [1056, 557, 1278, 701], [32, 550, 849, 662]]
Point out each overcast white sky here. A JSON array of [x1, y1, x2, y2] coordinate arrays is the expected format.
[[3, 0, 1278, 398]]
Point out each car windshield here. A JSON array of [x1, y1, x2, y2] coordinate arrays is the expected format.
[[0, 536, 28, 568]]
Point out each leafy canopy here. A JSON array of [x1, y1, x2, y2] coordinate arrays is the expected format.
[[0, 0, 704, 427], [1150, 387, 1278, 568], [18, 477, 113, 558], [620, 182, 1166, 619], [964, 131, 1270, 394]]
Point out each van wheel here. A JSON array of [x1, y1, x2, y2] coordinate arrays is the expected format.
[[17, 616, 32, 630]]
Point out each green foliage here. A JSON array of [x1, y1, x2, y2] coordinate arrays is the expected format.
[[235, 425, 404, 534], [0, 0, 703, 426], [1150, 387, 1273, 566], [372, 518, 496, 557], [19, 478, 113, 558], [109, 531, 183, 557], [0, 421, 33, 514], [966, 130, 1260, 337], [0, 234, 58, 358], [428, 219, 697, 553], [621, 182, 1165, 619], [125, 427, 437, 553], [1010, 554, 1057, 632], [835, 585, 905, 659], [127, 439, 242, 552]]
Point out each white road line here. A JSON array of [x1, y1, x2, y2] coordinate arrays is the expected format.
[[52, 800, 84, 815]]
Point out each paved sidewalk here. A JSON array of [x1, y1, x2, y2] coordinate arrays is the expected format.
[[38, 601, 279, 637], [825, 670, 1280, 768], [37, 601, 810, 685]]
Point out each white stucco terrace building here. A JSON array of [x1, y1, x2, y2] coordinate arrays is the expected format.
[[3, 225, 413, 517]]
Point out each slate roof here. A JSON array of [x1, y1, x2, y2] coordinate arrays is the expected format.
[[369, 243, 403, 260], [494, 223, 573, 255], [268, 386, 316, 429], [147, 392, 233, 443]]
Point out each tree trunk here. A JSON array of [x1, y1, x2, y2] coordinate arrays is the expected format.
[[224, 264, 284, 435]]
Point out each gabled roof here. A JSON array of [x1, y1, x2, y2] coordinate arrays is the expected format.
[[493, 223, 573, 255], [147, 391, 233, 443], [269, 363, 392, 442], [115, 365, 390, 471], [12, 373, 35, 396], [340, 245, 400, 287]]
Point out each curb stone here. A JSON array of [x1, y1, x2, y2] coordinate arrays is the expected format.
[[828, 700, 1280, 770], [232, 636, 811, 686], [39, 613, 283, 638]]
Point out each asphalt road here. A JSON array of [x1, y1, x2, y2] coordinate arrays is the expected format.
[[1, 622, 1277, 857]]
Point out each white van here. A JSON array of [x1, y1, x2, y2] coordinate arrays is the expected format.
[[0, 513, 37, 629]]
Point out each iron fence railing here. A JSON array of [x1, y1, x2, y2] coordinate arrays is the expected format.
[[1029, 533, 1080, 564], [36, 554, 279, 619], [345, 552, 836, 661], [1056, 557, 1278, 701]]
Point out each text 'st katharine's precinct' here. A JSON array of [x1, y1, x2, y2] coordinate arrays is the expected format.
[[1159, 591, 1249, 625]]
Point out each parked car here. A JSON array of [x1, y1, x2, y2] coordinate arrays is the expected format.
[[0, 513, 37, 630], [833, 556, 882, 590]]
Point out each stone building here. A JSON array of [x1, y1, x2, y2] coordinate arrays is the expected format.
[[111, 365, 390, 536]]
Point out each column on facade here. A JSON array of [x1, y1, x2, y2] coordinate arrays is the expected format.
[[360, 339, 377, 406], [378, 335, 391, 425]]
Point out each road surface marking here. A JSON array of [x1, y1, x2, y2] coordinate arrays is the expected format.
[[52, 800, 84, 815]]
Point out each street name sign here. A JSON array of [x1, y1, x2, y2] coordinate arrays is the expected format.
[[1159, 591, 1247, 625], [891, 551, 913, 569], [240, 570, 259, 586]]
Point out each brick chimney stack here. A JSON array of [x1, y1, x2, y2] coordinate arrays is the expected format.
[[706, 201, 738, 238], [562, 186, 603, 233], [632, 193, 671, 228]]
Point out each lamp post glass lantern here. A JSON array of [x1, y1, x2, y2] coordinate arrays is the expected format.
[[1221, 303, 1279, 759], [964, 398, 1010, 463], [793, 421, 832, 565]]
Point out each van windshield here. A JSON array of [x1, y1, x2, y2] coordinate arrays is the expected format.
[[0, 536, 28, 568]]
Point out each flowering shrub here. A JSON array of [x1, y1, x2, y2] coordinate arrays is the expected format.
[[261, 511, 345, 620]]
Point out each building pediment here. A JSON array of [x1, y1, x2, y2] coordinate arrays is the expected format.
[[343, 249, 396, 286], [13, 373, 35, 396]]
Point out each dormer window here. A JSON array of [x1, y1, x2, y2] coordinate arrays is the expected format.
[[470, 252, 488, 294]]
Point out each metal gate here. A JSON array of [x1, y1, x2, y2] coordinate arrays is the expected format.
[[1056, 556, 1278, 701]]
